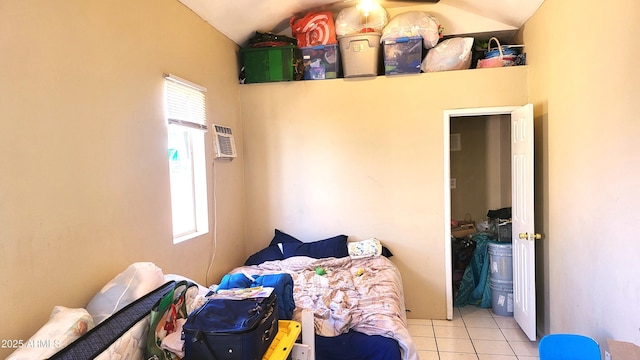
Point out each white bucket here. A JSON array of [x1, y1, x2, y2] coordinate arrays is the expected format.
[[489, 278, 513, 317], [488, 242, 513, 282]]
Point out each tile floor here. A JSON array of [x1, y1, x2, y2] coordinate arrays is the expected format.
[[408, 305, 539, 360]]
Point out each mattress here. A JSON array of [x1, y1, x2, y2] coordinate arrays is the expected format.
[[228, 255, 419, 360]]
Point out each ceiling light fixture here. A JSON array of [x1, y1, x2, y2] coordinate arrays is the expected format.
[[356, 0, 378, 17]]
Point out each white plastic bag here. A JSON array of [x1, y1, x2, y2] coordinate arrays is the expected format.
[[381, 11, 442, 49], [86, 262, 164, 324], [422, 37, 474, 72], [335, 5, 388, 36], [6, 307, 94, 360]]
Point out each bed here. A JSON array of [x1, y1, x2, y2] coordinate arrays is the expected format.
[[225, 230, 419, 360]]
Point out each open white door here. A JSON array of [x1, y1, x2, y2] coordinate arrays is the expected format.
[[444, 105, 535, 324], [511, 104, 537, 340]]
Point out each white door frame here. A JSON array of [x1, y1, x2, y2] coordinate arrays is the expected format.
[[443, 106, 520, 320]]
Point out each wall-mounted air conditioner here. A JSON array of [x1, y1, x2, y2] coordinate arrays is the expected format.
[[213, 124, 237, 159]]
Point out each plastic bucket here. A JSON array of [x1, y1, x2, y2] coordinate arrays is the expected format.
[[489, 278, 513, 317], [488, 242, 513, 282]]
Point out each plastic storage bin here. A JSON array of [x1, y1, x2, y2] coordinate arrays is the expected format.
[[383, 36, 423, 75], [301, 44, 340, 80], [241, 45, 298, 84], [498, 221, 512, 242], [539, 334, 601, 360], [338, 32, 381, 78]]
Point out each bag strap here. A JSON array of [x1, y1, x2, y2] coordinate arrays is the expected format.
[[146, 280, 198, 360], [48, 281, 176, 360], [153, 280, 196, 312], [487, 37, 504, 59]]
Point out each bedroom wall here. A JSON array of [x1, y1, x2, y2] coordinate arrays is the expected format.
[[518, 0, 640, 344], [0, 0, 244, 356], [240, 67, 528, 319]]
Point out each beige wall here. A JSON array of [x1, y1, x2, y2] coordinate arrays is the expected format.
[[6, 0, 638, 352], [519, 0, 640, 345], [0, 0, 244, 356], [240, 67, 528, 318]]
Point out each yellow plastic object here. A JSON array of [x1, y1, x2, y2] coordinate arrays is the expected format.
[[262, 320, 302, 360]]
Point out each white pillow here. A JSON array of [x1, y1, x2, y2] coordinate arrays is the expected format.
[[6, 306, 94, 360], [348, 238, 382, 259], [86, 262, 164, 324]]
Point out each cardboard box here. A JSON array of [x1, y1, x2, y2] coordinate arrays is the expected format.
[[607, 339, 640, 359]]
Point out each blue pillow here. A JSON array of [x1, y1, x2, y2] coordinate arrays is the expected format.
[[244, 245, 284, 266], [269, 229, 303, 246], [382, 246, 394, 258], [281, 235, 349, 259]]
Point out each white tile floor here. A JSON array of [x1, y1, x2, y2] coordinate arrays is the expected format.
[[408, 305, 539, 360]]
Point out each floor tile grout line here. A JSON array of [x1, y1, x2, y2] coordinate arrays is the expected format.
[[430, 319, 441, 359], [466, 323, 480, 360], [411, 306, 536, 359]]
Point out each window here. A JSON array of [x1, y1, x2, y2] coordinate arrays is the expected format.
[[165, 74, 209, 243]]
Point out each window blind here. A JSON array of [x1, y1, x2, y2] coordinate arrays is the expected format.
[[165, 74, 207, 131]]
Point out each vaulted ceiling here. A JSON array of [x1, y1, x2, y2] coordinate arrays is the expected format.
[[177, 0, 544, 46]]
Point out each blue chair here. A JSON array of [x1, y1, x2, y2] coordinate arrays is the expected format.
[[539, 334, 601, 360]]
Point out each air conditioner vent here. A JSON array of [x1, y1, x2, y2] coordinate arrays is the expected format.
[[213, 124, 237, 159]]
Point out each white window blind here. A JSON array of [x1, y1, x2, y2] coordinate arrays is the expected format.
[[164, 74, 209, 243], [165, 74, 208, 131]]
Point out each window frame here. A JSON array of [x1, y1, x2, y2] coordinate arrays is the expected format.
[[164, 74, 209, 243]]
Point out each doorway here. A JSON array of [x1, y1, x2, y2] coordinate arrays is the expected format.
[[443, 105, 537, 341], [443, 106, 520, 320], [450, 115, 511, 226], [449, 114, 512, 307]]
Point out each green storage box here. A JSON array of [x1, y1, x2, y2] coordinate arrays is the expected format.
[[241, 45, 297, 84]]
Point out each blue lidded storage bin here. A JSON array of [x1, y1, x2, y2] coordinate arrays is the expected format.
[[301, 44, 340, 80], [383, 36, 423, 75]]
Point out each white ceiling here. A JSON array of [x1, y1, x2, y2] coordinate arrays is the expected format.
[[177, 0, 544, 46]]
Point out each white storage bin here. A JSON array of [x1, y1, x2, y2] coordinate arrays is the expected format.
[[338, 33, 380, 77]]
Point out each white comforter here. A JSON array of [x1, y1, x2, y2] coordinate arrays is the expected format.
[[229, 256, 418, 360]]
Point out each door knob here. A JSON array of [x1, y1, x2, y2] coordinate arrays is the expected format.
[[519, 232, 542, 240]]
